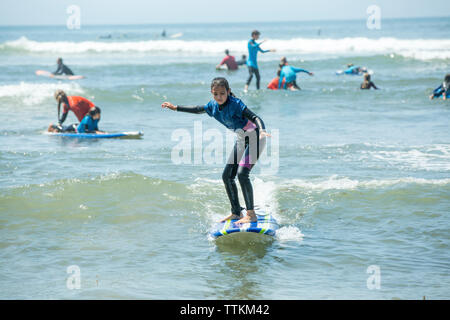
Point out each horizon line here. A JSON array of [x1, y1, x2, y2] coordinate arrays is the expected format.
[[0, 15, 449, 27]]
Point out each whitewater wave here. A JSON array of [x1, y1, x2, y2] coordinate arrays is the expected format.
[[284, 175, 450, 191], [1, 36, 449, 60], [0, 81, 84, 106]]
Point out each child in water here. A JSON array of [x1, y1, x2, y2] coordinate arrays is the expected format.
[[162, 77, 270, 224], [429, 74, 450, 100], [360, 73, 378, 90]]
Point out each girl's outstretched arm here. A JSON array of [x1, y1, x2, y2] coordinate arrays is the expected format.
[[162, 102, 205, 114]]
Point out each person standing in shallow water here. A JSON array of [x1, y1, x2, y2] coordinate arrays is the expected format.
[[244, 30, 276, 92], [162, 77, 271, 224]]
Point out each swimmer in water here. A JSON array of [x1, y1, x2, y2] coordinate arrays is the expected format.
[[360, 73, 378, 90]]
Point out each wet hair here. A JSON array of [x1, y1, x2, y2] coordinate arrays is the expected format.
[[277, 69, 281, 77], [89, 106, 101, 117], [54, 89, 66, 101], [364, 73, 371, 81], [225, 49, 230, 55], [242, 54, 246, 59], [251, 30, 260, 37], [445, 74, 450, 83], [57, 57, 63, 63], [210, 77, 235, 97]]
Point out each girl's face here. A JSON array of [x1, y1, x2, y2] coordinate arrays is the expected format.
[[211, 86, 230, 105]]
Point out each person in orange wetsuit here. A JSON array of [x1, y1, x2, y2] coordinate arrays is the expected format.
[[267, 69, 290, 90], [47, 90, 98, 133]]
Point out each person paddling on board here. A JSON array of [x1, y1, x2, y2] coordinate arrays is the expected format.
[[162, 77, 271, 224], [429, 74, 450, 100], [344, 63, 366, 75], [53, 58, 74, 76], [278, 57, 313, 91], [244, 30, 276, 92], [77, 107, 104, 133], [216, 50, 239, 71]]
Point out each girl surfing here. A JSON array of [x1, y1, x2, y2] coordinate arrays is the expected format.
[[162, 77, 270, 224]]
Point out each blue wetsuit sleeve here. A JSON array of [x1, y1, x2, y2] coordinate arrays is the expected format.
[[292, 67, 310, 74], [77, 117, 86, 133], [278, 71, 286, 89]]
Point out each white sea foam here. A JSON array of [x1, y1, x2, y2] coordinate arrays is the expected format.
[[2, 36, 449, 60], [0, 81, 85, 106], [285, 175, 450, 191]]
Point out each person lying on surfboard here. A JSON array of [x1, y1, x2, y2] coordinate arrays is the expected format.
[[47, 106, 103, 134], [162, 77, 271, 224], [53, 90, 97, 126], [53, 58, 74, 76]]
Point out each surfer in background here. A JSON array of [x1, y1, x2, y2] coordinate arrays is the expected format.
[[267, 69, 288, 90], [344, 63, 367, 75], [429, 73, 450, 100], [162, 77, 271, 224], [216, 50, 238, 71], [236, 54, 247, 66], [360, 73, 378, 90], [244, 30, 276, 92], [53, 58, 74, 76], [278, 57, 314, 90]]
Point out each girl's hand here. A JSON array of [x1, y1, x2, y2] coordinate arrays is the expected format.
[[259, 130, 271, 139], [162, 102, 177, 111], [309, 72, 314, 76], [270, 49, 276, 52]]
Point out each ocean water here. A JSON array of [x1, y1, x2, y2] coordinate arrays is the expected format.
[[0, 18, 449, 299]]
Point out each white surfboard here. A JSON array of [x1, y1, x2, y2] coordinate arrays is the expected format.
[[36, 70, 85, 80]]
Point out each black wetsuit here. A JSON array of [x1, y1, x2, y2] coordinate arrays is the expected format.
[[53, 63, 74, 76], [177, 97, 266, 215]]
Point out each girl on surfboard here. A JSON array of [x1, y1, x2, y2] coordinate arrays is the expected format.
[[162, 77, 270, 224]]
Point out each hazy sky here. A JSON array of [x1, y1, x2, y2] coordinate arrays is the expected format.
[[0, 0, 449, 25]]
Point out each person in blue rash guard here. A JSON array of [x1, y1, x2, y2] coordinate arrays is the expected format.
[[429, 74, 450, 100], [278, 57, 314, 90], [344, 63, 367, 75], [244, 30, 276, 92], [77, 107, 103, 133], [162, 77, 271, 224]]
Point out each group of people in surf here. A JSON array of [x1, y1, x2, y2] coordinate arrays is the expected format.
[[215, 30, 380, 92], [45, 30, 448, 225]]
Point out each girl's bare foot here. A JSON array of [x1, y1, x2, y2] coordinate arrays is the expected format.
[[236, 210, 257, 224], [220, 213, 243, 222]]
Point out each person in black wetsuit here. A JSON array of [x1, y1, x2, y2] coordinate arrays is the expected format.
[[53, 58, 74, 76], [162, 77, 270, 224], [360, 73, 378, 90], [236, 54, 247, 66]]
